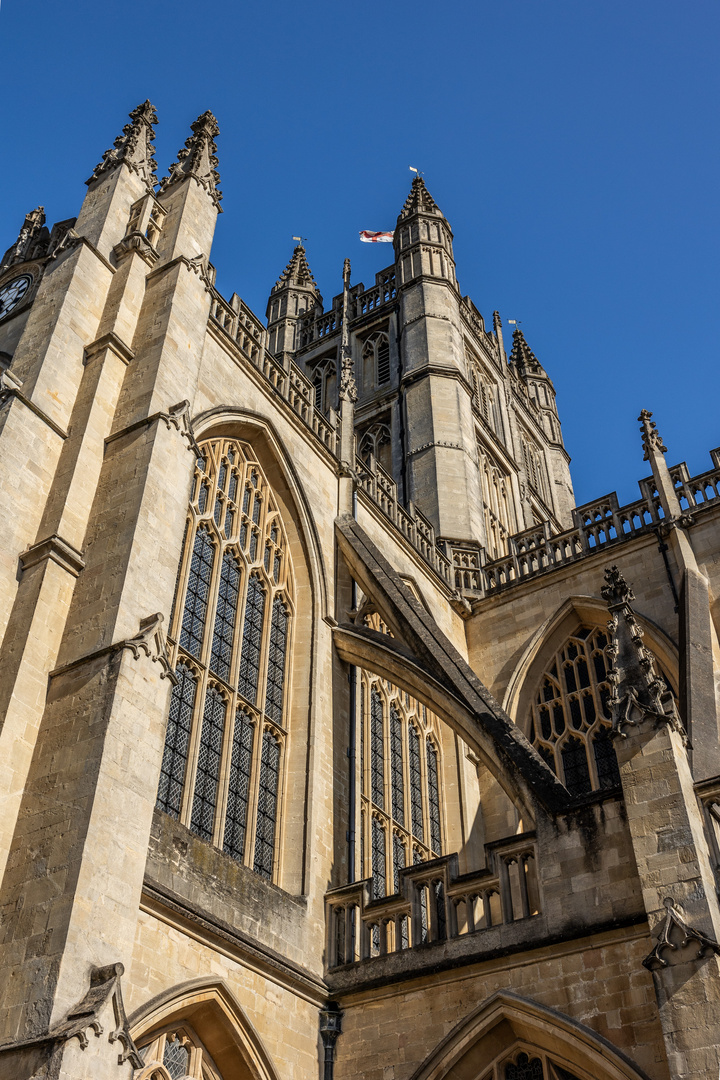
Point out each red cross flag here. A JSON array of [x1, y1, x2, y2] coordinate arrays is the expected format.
[[359, 230, 394, 243]]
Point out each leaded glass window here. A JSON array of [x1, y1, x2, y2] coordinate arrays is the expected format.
[[137, 1024, 225, 1080], [359, 656, 444, 897], [163, 1036, 189, 1079], [158, 439, 294, 884], [370, 689, 385, 809], [190, 688, 226, 841], [371, 817, 386, 899], [529, 624, 674, 796], [254, 730, 280, 880], [156, 662, 196, 818], [427, 741, 442, 853], [238, 575, 266, 704], [223, 710, 254, 861]]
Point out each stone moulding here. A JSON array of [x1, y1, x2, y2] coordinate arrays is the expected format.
[[643, 897, 720, 970], [49, 613, 176, 685], [105, 399, 201, 458], [0, 369, 69, 439], [50, 962, 143, 1067], [112, 230, 160, 267], [19, 533, 85, 578], [84, 331, 135, 366]]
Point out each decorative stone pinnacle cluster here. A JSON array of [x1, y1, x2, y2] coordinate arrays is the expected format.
[[638, 409, 668, 462], [86, 100, 158, 188], [273, 245, 317, 291], [509, 326, 544, 377], [0, 207, 50, 272], [398, 175, 441, 220], [160, 110, 222, 209]]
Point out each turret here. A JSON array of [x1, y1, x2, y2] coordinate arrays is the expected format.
[[508, 327, 562, 445], [391, 177, 484, 543], [266, 245, 322, 364], [156, 110, 222, 262]]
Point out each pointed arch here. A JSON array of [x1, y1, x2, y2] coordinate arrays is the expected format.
[[502, 595, 679, 734], [408, 990, 653, 1080], [129, 978, 282, 1080]]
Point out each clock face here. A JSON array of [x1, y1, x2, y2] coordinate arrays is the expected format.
[[0, 274, 32, 320]]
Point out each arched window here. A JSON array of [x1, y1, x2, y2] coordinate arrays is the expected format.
[[358, 420, 393, 476], [362, 331, 391, 389], [359, 637, 444, 898], [478, 1048, 584, 1080], [529, 624, 675, 797], [478, 444, 514, 560], [158, 439, 294, 883], [137, 1023, 225, 1080]]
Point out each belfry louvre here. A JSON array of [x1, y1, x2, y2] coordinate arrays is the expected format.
[[0, 100, 719, 1080]]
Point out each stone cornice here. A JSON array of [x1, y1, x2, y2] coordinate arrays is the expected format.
[[112, 231, 159, 267], [84, 331, 135, 366], [0, 370, 69, 439], [19, 534, 85, 577]]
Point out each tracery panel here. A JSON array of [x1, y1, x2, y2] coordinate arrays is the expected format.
[[529, 624, 675, 796], [157, 438, 294, 884]]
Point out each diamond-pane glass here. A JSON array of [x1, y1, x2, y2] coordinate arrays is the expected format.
[[254, 730, 280, 879], [156, 662, 196, 818], [504, 1054, 544, 1080], [393, 832, 405, 893], [265, 597, 288, 725], [223, 710, 254, 861], [190, 688, 226, 841], [371, 817, 386, 899], [238, 575, 266, 704], [409, 724, 424, 842], [370, 690, 385, 809], [179, 526, 215, 658], [210, 551, 241, 681], [163, 1037, 189, 1080], [390, 707, 405, 826], [426, 741, 442, 854]]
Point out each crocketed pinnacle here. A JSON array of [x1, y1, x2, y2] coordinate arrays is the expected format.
[[86, 100, 158, 188], [0, 207, 50, 272], [638, 409, 667, 462], [398, 176, 442, 220], [509, 327, 546, 378], [272, 245, 317, 292], [159, 111, 222, 209]]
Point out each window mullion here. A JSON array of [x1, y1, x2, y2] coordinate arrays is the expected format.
[[212, 691, 237, 849], [179, 663, 210, 827], [243, 718, 263, 868]]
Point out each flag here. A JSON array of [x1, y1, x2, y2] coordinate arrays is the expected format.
[[359, 230, 394, 243]]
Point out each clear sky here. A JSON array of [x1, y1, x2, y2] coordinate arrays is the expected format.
[[1, 0, 717, 507]]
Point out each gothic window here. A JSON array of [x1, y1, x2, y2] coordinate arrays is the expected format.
[[158, 439, 293, 884], [521, 433, 548, 505], [360, 650, 444, 897], [362, 331, 391, 390], [371, 816, 386, 899], [136, 1024, 225, 1080], [358, 419, 393, 476], [529, 625, 675, 796], [478, 444, 514, 561]]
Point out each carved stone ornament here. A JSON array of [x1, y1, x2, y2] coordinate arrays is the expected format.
[[87, 100, 158, 188], [0, 367, 23, 407], [601, 565, 686, 741], [0, 207, 50, 272], [643, 897, 720, 970], [638, 408, 667, 462], [159, 111, 223, 209], [338, 344, 358, 403], [121, 613, 177, 685], [509, 326, 545, 378], [185, 252, 215, 293], [162, 399, 202, 457], [49, 962, 143, 1068]]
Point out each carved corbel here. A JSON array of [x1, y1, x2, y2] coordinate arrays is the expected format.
[[643, 897, 720, 970], [49, 962, 143, 1068], [121, 613, 177, 685], [0, 367, 23, 407], [162, 399, 202, 458]]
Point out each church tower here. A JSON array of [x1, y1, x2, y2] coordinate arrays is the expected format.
[[393, 178, 485, 543]]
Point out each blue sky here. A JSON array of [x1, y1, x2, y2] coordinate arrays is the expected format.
[[1, 0, 717, 507]]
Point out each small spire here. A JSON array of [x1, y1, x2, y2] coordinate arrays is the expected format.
[[86, 100, 158, 188], [638, 409, 667, 462], [509, 326, 545, 377], [272, 244, 317, 292], [1, 207, 49, 271], [601, 565, 683, 740], [159, 111, 222, 210], [398, 175, 442, 220], [338, 258, 357, 404]]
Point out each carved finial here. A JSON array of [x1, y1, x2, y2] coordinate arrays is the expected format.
[[643, 897, 720, 970], [492, 310, 501, 331], [338, 258, 357, 403], [1, 207, 50, 271], [509, 326, 545, 377], [272, 245, 317, 291], [601, 565, 683, 740], [638, 409, 667, 462], [398, 175, 441, 220], [86, 100, 158, 188], [343, 258, 351, 284], [159, 110, 222, 210]]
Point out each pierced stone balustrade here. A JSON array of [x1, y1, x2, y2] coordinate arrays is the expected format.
[[325, 834, 539, 969]]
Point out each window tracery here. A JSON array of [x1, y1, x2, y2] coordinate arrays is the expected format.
[[362, 331, 391, 388], [478, 444, 514, 560], [358, 421, 392, 476], [360, 622, 445, 896], [137, 1024, 224, 1080], [480, 1048, 584, 1080], [529, 624, 675, 796], [158, 439, 294, 883]]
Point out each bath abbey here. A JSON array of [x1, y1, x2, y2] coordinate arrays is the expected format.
[[2, 100, 720, 1080]]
